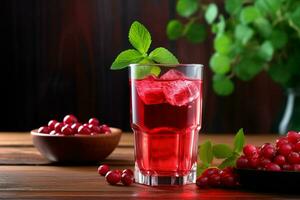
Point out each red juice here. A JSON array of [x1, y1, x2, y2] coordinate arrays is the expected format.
[[130, 69, 203, 177]]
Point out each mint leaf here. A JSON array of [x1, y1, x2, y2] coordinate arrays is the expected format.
[[111, 49, 143, 70], [213, 74, 234, 96], [209, 53, 231, 75], [258, 40, 274, 61], [184, 22, 206, 43], [212, 144, 232, 159], [199, 141, 213, 165], [253, 17, 272, 38], [176, 0, 199, 18], [129, 21, 151, 54], [240, 6, 261, 24], [270, 29, 287, 49], [255, 0, 281, 17], [214, 34, 232, 55], [234, 25, 254, 45], [205, 3, 218, 24], [225, 0, 242, 15], [234, 57, 264, 81], [149, 47, 179, 64], [218, 155, 238, 169], [233, 128, 245, 153], [167, 20, 184, 40]]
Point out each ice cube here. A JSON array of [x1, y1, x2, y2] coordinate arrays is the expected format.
[[135, 76, 165, 105], [163, 80, 199, 106], [160, 69, 186, 80]]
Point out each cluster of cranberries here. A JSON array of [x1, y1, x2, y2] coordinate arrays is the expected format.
[[37, 114, 111, 136], [98, 164, 134, 186], [196, 167, 239, 188], [236, 131, 300, 171]]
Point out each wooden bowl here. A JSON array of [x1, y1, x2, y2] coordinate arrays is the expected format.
[[31, 128, 122, 163]]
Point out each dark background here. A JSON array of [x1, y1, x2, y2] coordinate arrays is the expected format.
[[0, 0, 284, 133]]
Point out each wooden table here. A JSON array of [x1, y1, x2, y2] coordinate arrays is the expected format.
[[0, 132, 299, 200]]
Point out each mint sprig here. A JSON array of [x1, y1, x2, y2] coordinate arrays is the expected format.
[[111, 21, 179, 74], [197, 128, 245, 176]]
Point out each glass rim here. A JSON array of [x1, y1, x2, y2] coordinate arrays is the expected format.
[[129, 63, 204, 68]]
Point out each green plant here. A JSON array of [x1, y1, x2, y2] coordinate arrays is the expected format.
[[167, 0, 300, 96]]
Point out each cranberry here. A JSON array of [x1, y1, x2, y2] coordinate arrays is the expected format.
[[261, 143, 272, 150], [63, 114, 78, 124], [248, 157, 259, 169], [236, 156, 249, 169], [49, 130, 56, 135], [61, 125, 74, 135], [98, 164, 110, 176], [288, 152, 300, 164], [293, 164, 300, 171], [274, 155, 286, 166], [105, 170, 121, 185], [202, 168, 220, 177], [293, 141, 300, 152], [282, 164, 292, 171], [100, 124, 111, 133], [276, 137, 289, 147], [88, 118, 100, 126], [83, 123, 89, 128], [88, 124, 101, 134], [278, 143, 293, 157], [38, 126, 50, 134], [121, 173, 134, 186], [196, 176, 209, 188], [287, 131, 300, 144], [222, 167, 233, 174], [243, 144, 257, 158], [77, 125, 91, 135], [259, 158, 271, 168], [48, 120, 58, 130], [261, 146, 276, 159], [54, 122, 64, 133], [221, 174, 236, 187], [122, 169, 134, 177], [71, 123, 81, 133], [114, 169, 122, 176], [265, 163, 281, 171], [208, 174, 221, 187]]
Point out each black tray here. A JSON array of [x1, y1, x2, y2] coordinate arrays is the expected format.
[[235, 168, 300, 192]]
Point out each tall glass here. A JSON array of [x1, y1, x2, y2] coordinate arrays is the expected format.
[[129, 64, 203, 186]]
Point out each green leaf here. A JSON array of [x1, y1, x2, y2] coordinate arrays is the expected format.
[[199, 140, 213, 165], [240, 6, 261, 24], [234, 24, 254, 45], [233, 128, 245, 153], [184, 22, 206, 43], [258, 40, 274, 61], [176, 0, 199, 18], [225, 0, 242, 15], [215, 15, 226, 35], [111, 49, 143, 69], [291, 7, 300, 28], [218, 155, 238, 169], [129, 21, 152, 54], [255, 0, 281, 16], [150, 66, 161, 77], [167, 20, 184, 40], [212, 144, 232, 159], [253, 17, 272, 38], [209, 53, 231, 75], [234, 57, 264, 81], [268, 63, 291, 86], [214, 34, 232, 55], [148, 47, 179, 64], [270, 30, 287, 49], [205, 3, 218, 24], [213, 74, 235, 96]]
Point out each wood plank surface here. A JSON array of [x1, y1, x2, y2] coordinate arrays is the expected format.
[[0, 132, 298, 199]]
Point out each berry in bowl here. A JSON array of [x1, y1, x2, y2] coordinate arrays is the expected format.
[[31, 114, 122, 163]]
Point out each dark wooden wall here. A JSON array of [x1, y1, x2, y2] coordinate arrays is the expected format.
[[0, 0, 284, 133]]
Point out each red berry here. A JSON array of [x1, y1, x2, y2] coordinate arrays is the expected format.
[[83, 123, 89, 128], [274, 155, 286, 166], [261, 146, 276, 159], [278, 143, 293, 157], [105, 170, 121, 185], [236, 156, 249, 169], [88, 124, 101, 134], [265, 163, 281, 171], [259, 158, 271, 168], [88, 118, 100, 126], [114, 169, 122, 176], [221, 174, 236, 187], [293, 141, 300, 152], [288, 152, 300, 164], [100, 124, 111, 133], [121, 173, 134, 186], [77, 125, 91, 135], [276, 137, 289, 147], [208, 174, 221, 187], [71, 123, 81, 133], [202, 168, 220, 177], [196, 176, 209, 188], [287, 131, 300, 144], [243, 144, 257, 158], [38, 126, 50, 134], [282, 164, 292, 171], [63, 114, 78, 124], [48, 120, 58, 130], [261, 143, 273, 150], [248, 157, 259, 169], [54, 122, 64, 133], [122, 169, 134, 177], [292, 164, 300, 171], [222, 167, 234, 174], [98, 164, 110, 176], [49, 130, 56, 135], [61, 125, 74, 135]]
